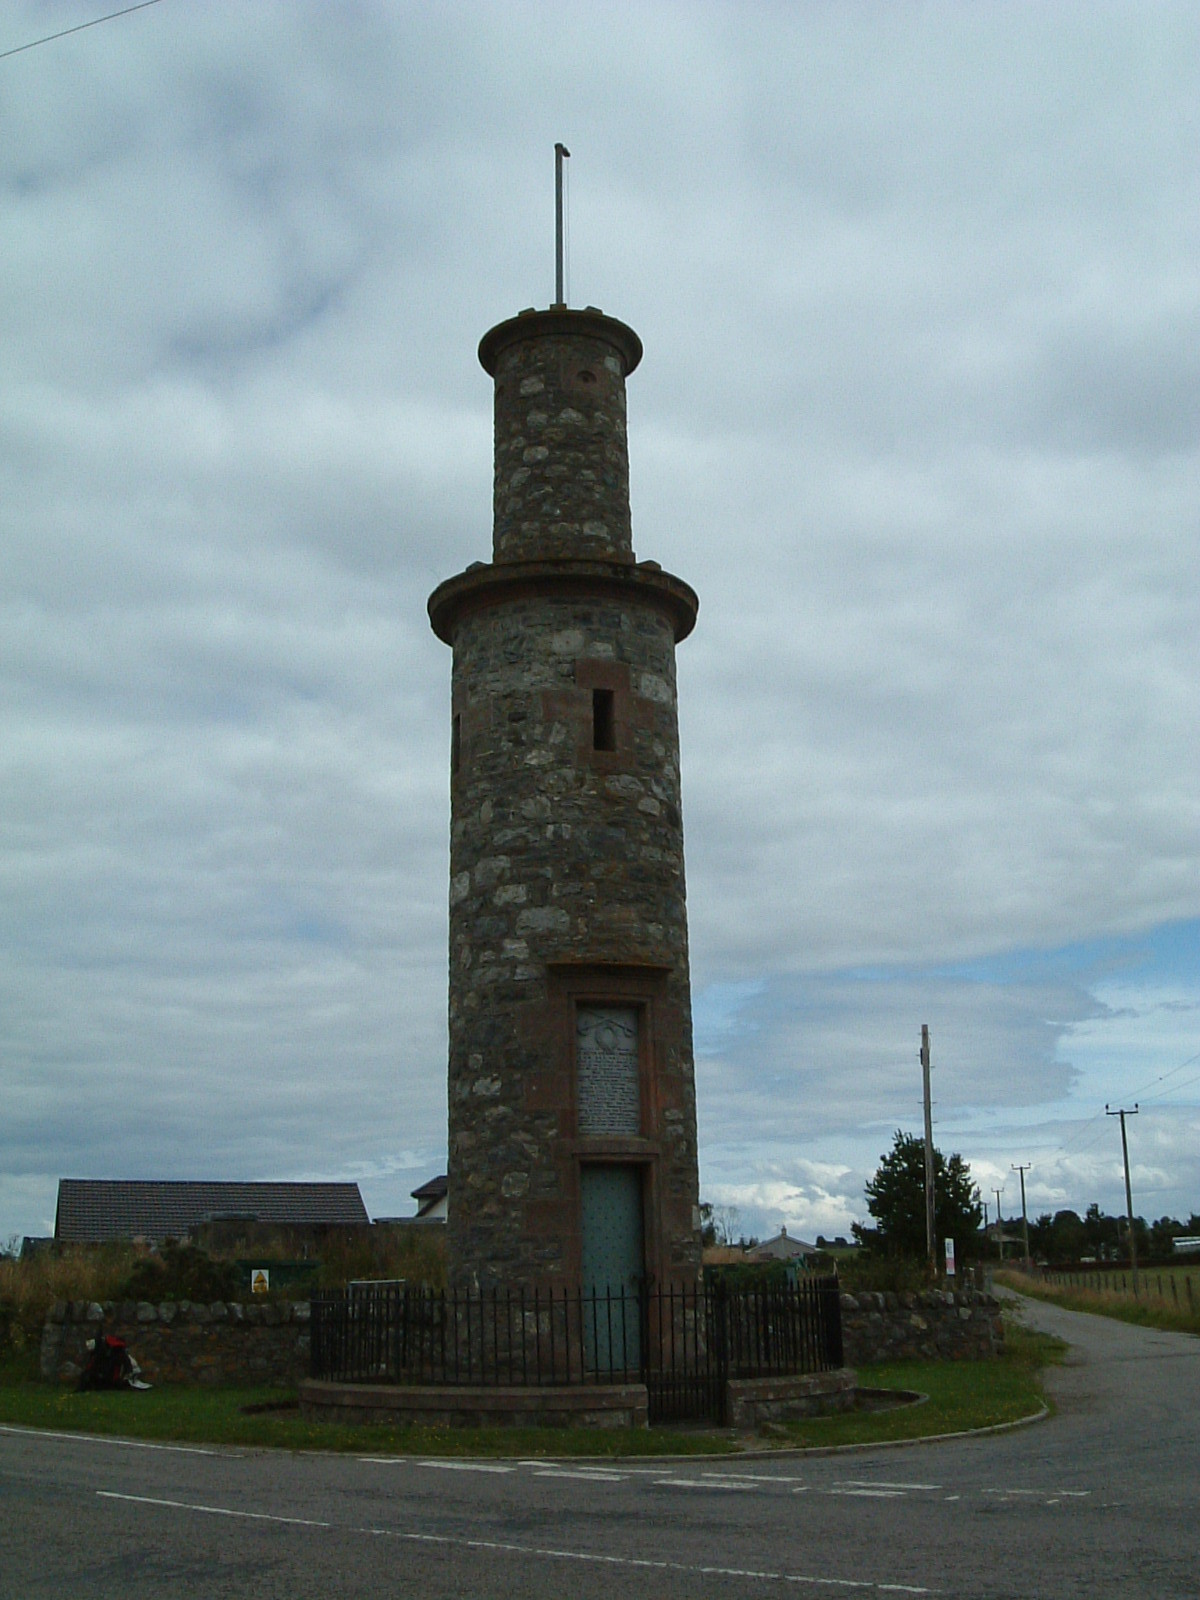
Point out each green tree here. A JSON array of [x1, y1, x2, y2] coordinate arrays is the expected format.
[[1049, 1209, 1088, 1261], [1149, 1216, 1183, 1257], [853, 1132, 983, 1261]]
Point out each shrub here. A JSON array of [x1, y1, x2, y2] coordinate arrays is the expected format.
[[116, 1243, 241, 1303], [314, 1225, 447, 1290], [836, 1253, 936, 1295], [0, 1241, 140, 1359]]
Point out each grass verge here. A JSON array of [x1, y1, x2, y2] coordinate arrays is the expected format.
[[0, 1316, 1058, 1458], [996, 1270, 1200, 1338], [768, 1316, 1064, 1450]]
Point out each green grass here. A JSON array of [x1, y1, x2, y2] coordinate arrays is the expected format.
[[997, 1268, 1200, 1338], [767, 1316, 1063, 1450], [0, 1316, 1056, 1458]]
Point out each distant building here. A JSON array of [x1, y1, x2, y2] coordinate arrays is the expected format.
[[747, 1227, 818, 1266], [410, 1174, 448, 1222], [54, 1179, 369, 1246]]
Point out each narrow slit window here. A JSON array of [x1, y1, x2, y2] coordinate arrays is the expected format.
[[592, 688, 616, 752], [451, 712, 461, 775]]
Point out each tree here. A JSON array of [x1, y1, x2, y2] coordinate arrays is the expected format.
[[853, 1131, 983, 1261], [1048, 1209, 1088, 1262], [698, 1202, 743, 1248]]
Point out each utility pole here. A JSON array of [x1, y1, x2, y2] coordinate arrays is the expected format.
[[1012, 1163, 1032, 1269], [993, 1188, 1005, 1260], [921, 1025, 935, 1272], [1106, 1104, 1140, 1295]]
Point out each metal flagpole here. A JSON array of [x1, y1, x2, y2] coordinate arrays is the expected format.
[[555, 143, 570, 306]]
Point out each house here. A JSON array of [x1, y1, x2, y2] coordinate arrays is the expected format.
[[54, 1179, 369, 1246], [746, 1227, 818, 1266], [410, 1174, 448, 1222]]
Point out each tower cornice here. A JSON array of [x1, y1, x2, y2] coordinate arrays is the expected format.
[[478, 306, 643, 377], [428, 557, 698, 645]]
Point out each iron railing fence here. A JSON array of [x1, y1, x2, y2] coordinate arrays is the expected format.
[[310, 1276, 843, 1422]]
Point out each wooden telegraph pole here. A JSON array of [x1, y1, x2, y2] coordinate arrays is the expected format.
[[1012, 1162, 1032, 1268], [921, 1025, 936, 1273], [1106, 1104, 1140, 1295]]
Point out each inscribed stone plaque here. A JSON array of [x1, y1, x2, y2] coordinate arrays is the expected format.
[[576, 1007, 640, 1135]]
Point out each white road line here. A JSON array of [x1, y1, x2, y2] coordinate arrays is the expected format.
[[0, 1423, 222, 1456], [653, 1477, 758, 1490], [95, 1490, 937, 1593], [835, 1480, 941, 1492], [533, 1468, 626, 1481], [826, 1489, 906, 1499], [703, 1471, 806, 1484], [415, 1459, 514, 1473], [97, 1492, 330, 1528]]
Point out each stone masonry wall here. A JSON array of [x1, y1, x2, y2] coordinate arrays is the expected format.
[[435, 308, 701, 1297], [446, 588, 699, 1289], [41, 1300, 309, 1387], [485, 313, 639, 564], [840, 1288, 1003, 1365]]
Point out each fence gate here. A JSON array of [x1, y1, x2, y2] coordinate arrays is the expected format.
[[642, 1282, 728, 1425]]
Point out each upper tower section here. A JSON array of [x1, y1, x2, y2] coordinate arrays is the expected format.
[[479, 307, 643, 565]]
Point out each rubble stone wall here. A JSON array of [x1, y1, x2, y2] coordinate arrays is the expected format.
[[840, 1288, 1003, 1365], [40, 1299, 309, 1387]]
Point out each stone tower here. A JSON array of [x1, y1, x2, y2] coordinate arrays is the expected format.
[[428, 302, 700, 1295]]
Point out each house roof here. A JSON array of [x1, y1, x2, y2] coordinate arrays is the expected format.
[[54, 1179, 369, 1243], [747, 1228, 818, 1262], [411, 1174, 448, 1201]]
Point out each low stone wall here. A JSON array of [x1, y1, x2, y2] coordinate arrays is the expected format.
[[725, 1369, 856, 1430], [300, 1379, 648, 1429], [40, 1299, 309, 1387], [40, 1289, 1002, 1395], [840, 1288, 1002, 1364]]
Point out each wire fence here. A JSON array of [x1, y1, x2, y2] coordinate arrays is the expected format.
[[1036, 1265, 1196, 1309]]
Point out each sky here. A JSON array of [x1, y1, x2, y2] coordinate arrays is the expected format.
[[2, 0, 1198, 1248]]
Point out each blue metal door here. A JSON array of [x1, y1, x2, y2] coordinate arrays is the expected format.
[[580, 1164, 644, 1370]]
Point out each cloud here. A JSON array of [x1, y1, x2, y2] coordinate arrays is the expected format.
[[2, 1, 1199, 1243]]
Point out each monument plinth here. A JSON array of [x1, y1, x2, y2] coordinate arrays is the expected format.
[[429, 303, 700, 1295]]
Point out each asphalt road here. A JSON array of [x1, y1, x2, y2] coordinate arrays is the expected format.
[[1, 1294, 1196, 1599]]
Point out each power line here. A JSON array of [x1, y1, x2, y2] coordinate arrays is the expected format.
[[0, 1, 163, 63], [1126, 1049, 1200, 1105]]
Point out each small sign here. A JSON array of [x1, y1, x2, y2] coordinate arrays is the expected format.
[[251, 1268, 270, 1295], [944, 1239, 956, 1277]]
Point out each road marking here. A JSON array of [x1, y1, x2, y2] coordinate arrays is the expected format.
[[97, 1492, 330, 1528], [94, 1490, 937, 1593], [826, 1489, 906, 1499], [415, 1459, 514, 1473], [533, 1467, 626, 1481], [0, 1424, 222, 1456], [836, 1480, 941, 1492], [653, 1477, 758, 1490], [703, 1471, 806, 1484]]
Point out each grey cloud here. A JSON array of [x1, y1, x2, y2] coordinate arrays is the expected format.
[[2, 1, 1199, 1242]]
